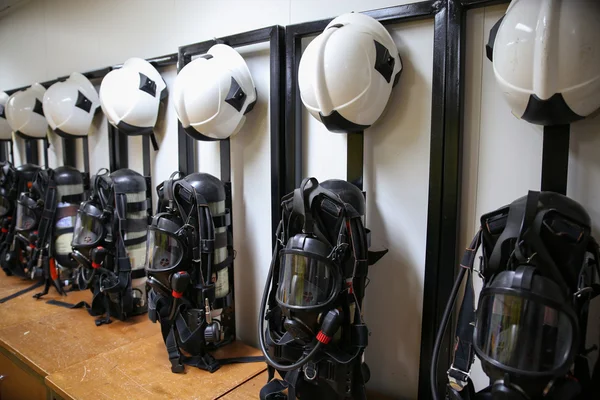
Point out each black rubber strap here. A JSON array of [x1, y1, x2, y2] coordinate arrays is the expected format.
[[124, 235, 147, 247], [131, 269, 146, 280], [0, 280, 44, 303], [46, 299, 91, 309], [448, 230, 482, 385], [120, 218, 148, 232], [61, 193, 84, 203], [55, 205, 79, 220], [213, 210, 231, 229], [126, 200, 149, 213], [216, 356, 265, 365]]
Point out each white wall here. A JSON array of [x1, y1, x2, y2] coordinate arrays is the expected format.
[[2, 1, 599, 399]]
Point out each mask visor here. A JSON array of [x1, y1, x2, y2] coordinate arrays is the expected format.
[[72, 211, 103, 247], [475, 292, 573, 374], [276, 251, 334, 308], [145, 229, 183, 272], [15, 201, 37, 232]]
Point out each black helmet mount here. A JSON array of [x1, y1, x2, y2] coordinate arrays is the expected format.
[[433, 191, 600, 400], [258, 178, 387, 400]]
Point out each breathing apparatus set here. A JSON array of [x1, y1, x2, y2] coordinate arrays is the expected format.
[[145, 171, 263, 373], [431, 191, 600, 400], [428, 2, 600, 398], [69, 168, 150, 325], [0, 163, 42, 278], [258, 178, 387, 400], [22, 166, 88, 298]]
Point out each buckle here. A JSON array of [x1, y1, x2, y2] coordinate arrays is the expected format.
[[447, 366, 469, 391]]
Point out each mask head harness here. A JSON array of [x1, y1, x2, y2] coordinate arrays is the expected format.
[[71, 168, 150, 326], [0, 163, 41, 277], [259, 177, 387, 400], [28, 166, 87, 298], [146, 171, 240, 374], [434, 191, 600, 400]]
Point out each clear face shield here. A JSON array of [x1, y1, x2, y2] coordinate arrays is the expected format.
[[276, 251, 335, 309], [15, 195, 38, 232], [475, 291, 574, 375], [145, 228, 184, 273], [72, 207, 104, 248]]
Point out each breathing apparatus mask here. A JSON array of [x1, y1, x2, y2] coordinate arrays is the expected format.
[[432, 191, 600, 400], [19, 166, 88, 297], [0, 163, 40, 277], [146, 171, 247, 374], [259, 178, 387, 400], [69, 168, 149, 325]]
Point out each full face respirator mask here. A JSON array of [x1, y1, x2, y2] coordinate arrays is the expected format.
[[432, 191, 600, 400]]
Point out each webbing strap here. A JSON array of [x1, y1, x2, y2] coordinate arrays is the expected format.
[[0, 280, 44, 303], [216, 356, 265, 365], [260, 369, 300, 400], [448, 230, 482, 388], [488, 194, 528, 277], [46, 299, 91, 309]]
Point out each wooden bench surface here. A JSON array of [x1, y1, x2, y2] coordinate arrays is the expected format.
[[0, 281, 157, 377], [46, 335, 266, 400]]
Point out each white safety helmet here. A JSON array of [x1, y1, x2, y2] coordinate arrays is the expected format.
[[173, 44, 257, 141], [99, 58, 166, 143], [298, 13, 402, 133], [43, 72, 100, 138], [487, 0, 600, 125], [5, 83, 48, 139], [0, 92, 12, 140]]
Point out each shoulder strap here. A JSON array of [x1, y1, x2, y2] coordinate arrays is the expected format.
[[447, 230, 482, 390]]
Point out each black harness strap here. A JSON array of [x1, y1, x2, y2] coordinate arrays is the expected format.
[[0, 280, 44, 303], [46, 299, 91, 309], [448, 230, 482, 389]]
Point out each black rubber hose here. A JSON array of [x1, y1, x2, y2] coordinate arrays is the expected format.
[[431, 267, 467, 400]]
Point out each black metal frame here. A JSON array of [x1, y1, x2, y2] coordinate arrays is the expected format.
[[285, 2, 463, 398], [435, 1, 569, 398], [177, 25, 285, 245]]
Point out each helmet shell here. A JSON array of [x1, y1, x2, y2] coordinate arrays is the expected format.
[[99, 58, 166, 135], [0, 92, 12, 140], [490, 0, 600, 125], [298, 13, 402, 133], [5, 83, 48, 139], [43, 73, 100, 137], [174, 44, 257, 141]]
